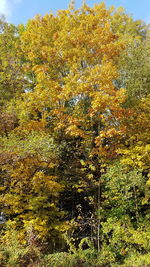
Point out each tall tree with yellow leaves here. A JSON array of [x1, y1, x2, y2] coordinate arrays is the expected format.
[[17, 2, 127, 247], [0, 1, 132, 257]]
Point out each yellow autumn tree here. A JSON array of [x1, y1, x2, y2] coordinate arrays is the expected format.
[[19, 2, 126, 157], [0, 2, 127, 255], [119, 94, 150, 171]]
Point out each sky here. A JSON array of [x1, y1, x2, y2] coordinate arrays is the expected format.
[[0, 0, 150, 25]]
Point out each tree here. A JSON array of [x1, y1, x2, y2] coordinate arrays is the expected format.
[[0, 131, 68, 251], [0, 2, 127, 251], [0, 17, 26, 106], [0, 2, 150, 265], [110, 8, 150, 104]]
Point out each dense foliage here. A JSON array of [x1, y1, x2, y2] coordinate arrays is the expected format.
[[0, 2, 149, 266]]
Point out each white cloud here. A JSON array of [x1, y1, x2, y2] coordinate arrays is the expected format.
[[0, 0, 10, 17], [0, 0, 22, 18]]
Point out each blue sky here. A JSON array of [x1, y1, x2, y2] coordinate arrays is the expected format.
[[0, 0, 150, 25]]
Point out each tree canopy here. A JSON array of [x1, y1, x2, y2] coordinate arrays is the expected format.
[[0, 2, 150, 266]]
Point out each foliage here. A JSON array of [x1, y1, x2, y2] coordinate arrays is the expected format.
[[0, 17, 25, 106], [0, 1, 150, 266], [0, 227, 43, 267]]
